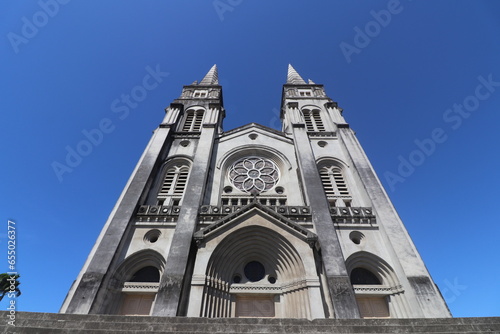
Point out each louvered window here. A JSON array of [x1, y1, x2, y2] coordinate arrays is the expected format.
[[319, 166, 351, 204], [303, 111, 314, 132], [182, 110, 204, 132], [302, 109, 325, 132], [192, 112, 203, 131], [312, 111, 325, 131], [319, 168, 335, 197], [158, 165, 190, 205]]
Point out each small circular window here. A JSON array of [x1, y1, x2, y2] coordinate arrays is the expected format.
[[144, 229, 161, 244], [244, 261, 266, 282], [317, 141, 328, 147], [349, 231, 365, 245]]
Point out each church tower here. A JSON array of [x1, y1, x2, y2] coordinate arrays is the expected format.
[[61, 65, 450, 319]]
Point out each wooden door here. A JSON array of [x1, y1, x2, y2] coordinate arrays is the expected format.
[[356, 296, 390, 318], [236, 295, 275, 317], [120, 294, 155, 316]]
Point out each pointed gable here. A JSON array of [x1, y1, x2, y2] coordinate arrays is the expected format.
[[194, 202, 317, 246]]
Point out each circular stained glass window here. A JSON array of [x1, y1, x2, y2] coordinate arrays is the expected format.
[[229, 157, 279, 193]]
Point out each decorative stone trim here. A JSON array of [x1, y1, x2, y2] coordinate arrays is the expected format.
[[172, 133, 201, 138], [307, 131, 336, 137], [230, 285, 282, 294], [121, 282, 159, 292], [199, 204, 311, 218], [331, 206, 376, 225], [194, 202, 317, 247], [353, 284, 404, 295], [136, 205, 181, 217], [135, 217, 178, 224]]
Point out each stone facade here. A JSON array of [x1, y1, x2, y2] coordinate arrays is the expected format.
[[60, 65, 450, 319]]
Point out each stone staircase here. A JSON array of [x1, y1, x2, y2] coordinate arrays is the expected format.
[[0, 312, 499, 333]]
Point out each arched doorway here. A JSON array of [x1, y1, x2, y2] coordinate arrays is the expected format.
[[200, 226, 314, 318]]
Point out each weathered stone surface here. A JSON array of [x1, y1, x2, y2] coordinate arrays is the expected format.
[[2, 312, 499, 334], [61, 65, 454, 320]]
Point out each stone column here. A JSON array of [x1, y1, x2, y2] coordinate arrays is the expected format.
[[337, 126, 450, 318], [61, 121, 175, 314], [152, 105, 219, 316], [287, 102, 360, 318]]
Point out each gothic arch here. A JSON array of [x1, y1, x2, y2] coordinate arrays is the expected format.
[[149, 156, 193, 205], [180, 106, 206, 132], [217, 144, 292, 172], [183, 104, 206, 111], [345, 252, 411, 318], [105, 250, 166, 315], [316, 157, 349, 170], [345, 251, 398, 287], [200, 225, 313, 319], [316, 158, 352, 207], [113, 249, 166, 283], [300, 106, 325, 132]]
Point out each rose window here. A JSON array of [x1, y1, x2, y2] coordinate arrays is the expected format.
[[229, 157, 280, 193]]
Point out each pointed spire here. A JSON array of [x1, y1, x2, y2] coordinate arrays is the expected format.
[[287, 64, 306, 85], [199, 64, 219, 85]]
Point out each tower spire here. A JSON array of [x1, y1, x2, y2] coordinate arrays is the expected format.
[[287, 64, 306, 84], [199, 64, 219, 85]]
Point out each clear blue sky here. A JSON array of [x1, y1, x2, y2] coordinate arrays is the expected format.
[[1, 1, 499, 317]]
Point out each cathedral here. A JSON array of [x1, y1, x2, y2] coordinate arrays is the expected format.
[[60, 65, 450, 319]]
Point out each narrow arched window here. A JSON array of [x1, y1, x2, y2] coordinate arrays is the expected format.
[[312, 110, 325, 131], [302, 109, 325, 132], [350, 267, 389, 318], [121, 266, 160, 316], [319, 165, 350, 204], [182, 109, 204, 132], [303, 109, 314, 132], [157, 164, 190, 205]]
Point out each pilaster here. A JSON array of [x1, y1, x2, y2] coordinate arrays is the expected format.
[[61, 121, 176, 314], [152, 105, 220, 316], [286, 102, 360, 318], [337, 126, 450, 317]]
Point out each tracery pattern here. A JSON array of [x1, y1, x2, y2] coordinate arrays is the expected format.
[[229, 157, 279, 193]]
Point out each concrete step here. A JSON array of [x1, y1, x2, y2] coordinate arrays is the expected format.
[[13, 318, 500, 333], [14, 312, 499, 325], [1, 312, 499, 334]]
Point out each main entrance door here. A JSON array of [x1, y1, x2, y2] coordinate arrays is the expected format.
[[235, 295, 275, 317]]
